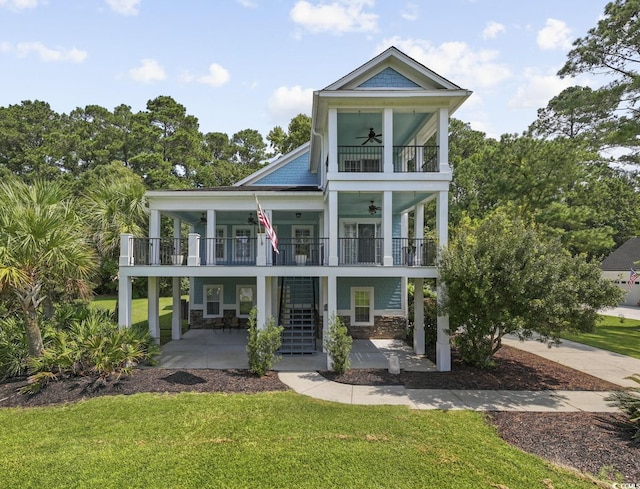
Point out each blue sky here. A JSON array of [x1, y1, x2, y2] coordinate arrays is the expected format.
[[0, 0, 608, 140]]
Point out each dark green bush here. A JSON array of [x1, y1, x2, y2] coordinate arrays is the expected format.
[[606, 375, 640, 444], [246, 308, 283, 377], [0, 316, 29, 379], [324, 314, 352, 375], [22, 307, 160, 394]]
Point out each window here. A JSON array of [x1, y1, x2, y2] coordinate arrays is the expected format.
[[215, 226, 226, 261], [204, 285, 222, 317], [292, 225, 313, 256], [352, 287, 373, 325], [232, 226, 254, 263], [237, 285, 256, 316]]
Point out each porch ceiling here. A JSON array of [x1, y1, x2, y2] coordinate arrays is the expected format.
[[337, 112, 432, 146], [338, 192, 433, 216]]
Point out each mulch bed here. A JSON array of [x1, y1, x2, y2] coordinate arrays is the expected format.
[[0, 345, 637, 482]]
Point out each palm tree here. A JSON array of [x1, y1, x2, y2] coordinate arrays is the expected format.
[[0, 179, 97, 356]]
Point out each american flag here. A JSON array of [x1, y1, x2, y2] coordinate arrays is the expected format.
[[256, 196, 279, 254], [630, 268, 638, 289]]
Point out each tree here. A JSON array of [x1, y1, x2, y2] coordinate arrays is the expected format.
[[438, 210, 623, 367], [558, 0, 640, 163], [230, 128, 268, 167], [0, 179, 97, 356], [267, 113, 311, 156]]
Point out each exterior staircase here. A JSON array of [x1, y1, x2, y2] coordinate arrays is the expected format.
[[278, 277, 317, 354]]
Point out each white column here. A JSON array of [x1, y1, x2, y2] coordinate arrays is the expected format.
[[256, 275, 267, 330], [383, 108, 393, 173], [187, 233, 201, 266], [118, 272, 132, 328], [149, 210, 160, 265], [172, 277, 181, 340], [413, 278, 425, 355], [435, 190, 450, 371], [326, 274, 337, 369], [256, 232, 267, 266], [119, 233, 133, 266], [383, 190, 393, 266], [173, 218, 182, 265], [328, 108, 338, 174], [206, 209, 215, 265], [437, 107, 450, 173], [328, 190, 338, 266], [148, 276, 160, 341], [415, 203, 424, 265]]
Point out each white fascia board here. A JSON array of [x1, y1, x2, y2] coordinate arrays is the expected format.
[[147, 191, 324, 212], [234, 141, 311, 186], [317, 89, 472, 109], [325, 178, 451, 193]]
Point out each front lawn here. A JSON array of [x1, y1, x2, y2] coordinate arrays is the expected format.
[[91, 296, 188, 344], [0, 392, 600, 489], [560, 314, 640, 360]]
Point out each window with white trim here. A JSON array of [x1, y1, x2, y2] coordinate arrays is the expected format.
[[215, 226, 226, 261], [237, 285, 256, 316], [204, 285, 223, 317], [232, 226, 254, 262], [352, 287, 373, 325], [292, 225, 313, 256]]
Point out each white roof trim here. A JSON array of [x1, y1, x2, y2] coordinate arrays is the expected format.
[[234, 141, 311, 186]]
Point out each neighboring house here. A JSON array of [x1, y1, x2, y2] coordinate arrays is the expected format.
[[118, 46, 472, 371], [601, 237, 640, 306]]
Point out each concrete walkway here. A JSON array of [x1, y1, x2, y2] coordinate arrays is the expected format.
[[278, 308, 640, 411]]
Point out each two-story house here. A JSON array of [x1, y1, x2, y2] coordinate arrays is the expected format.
[[118, 46, 471, 371]]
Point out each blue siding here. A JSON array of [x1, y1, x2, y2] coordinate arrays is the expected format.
[[358, 67, 420, 89], [254, 152, 317, 186], [337, 277, 403, 310], [193, 277, 256, 304]]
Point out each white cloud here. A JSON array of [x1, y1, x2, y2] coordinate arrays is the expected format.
[[268, 85, 314, 118], [180, 64, 230, 87], [537, 18, 572, 50], [377, 37, 511, 89], [0, 0, 38, 10], [128, 58, 166, 83], [482, 21, 505, 40], [400, 3, 418, 21], [290, 0, 378, 34], [105, 0, 140, 16], [508, 69, 573, 109], [0, 41, 87, 62], [236, 0, 257, 7]]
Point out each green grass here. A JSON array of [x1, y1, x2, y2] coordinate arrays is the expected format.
[[91, 296, 188, 344], [0, 392, 601, 489], [560, 314, 640, 360]]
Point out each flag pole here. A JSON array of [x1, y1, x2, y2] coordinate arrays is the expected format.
[[254, 193, 264, 245]]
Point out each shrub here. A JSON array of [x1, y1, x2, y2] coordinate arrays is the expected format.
[[246, 308, 284, 377], [606, 375, 640, 444], [0, 316, 29, 379], [22, 307, 160, 394], [324, 314, 352, 375]]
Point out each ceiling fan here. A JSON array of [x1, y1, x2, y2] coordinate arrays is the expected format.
[[247, 213, 258, 225], [368, 201, 381, 215], [357, 128, 382, 145]]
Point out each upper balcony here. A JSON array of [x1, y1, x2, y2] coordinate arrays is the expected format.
[[338, 145, 439, 173], [122, 236, 437, 268]]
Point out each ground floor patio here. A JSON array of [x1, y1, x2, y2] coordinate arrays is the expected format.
[[158, 329, 436, 372]]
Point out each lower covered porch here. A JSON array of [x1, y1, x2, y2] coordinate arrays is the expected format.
[[157, 328, 436, 372]]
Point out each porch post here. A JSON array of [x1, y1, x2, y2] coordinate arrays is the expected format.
[[383, 108, 393, 173], [414, 203, 424, 265], [413, 278, 425, 355], [326, 274, 337, 369], [437, 107, 450, 173], [118, 272, 132, 329], [383, 190, 393, 266], [148, 276, 160, 342], [436, 190, 451, 371], [119, 233, 133, 266], [256, 232, 267, 266], [328, 191, 338, 266], [206, 209, 215, 265], [149, 210, 161, 265], [172, 277, 181, 340], [328, 108, 338, 174], [256, 275, 267, 330], [187, 233, 200, 266]]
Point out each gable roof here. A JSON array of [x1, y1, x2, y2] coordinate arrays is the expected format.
[[601, 237, 640, 271], [234, 142, 312, 187]]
